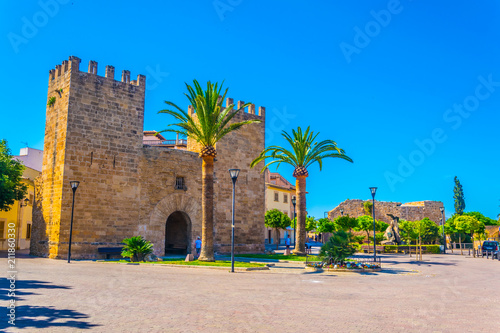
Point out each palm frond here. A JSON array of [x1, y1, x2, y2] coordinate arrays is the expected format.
[[251, 126, 353, 175], [158, 79, 261, 150]]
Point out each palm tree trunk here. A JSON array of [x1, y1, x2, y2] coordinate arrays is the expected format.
[[293, 176, 307, 255], [198, 156, 215, 261]]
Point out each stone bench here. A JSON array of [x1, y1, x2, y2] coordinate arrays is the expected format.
[[98, 247, 123, 259]]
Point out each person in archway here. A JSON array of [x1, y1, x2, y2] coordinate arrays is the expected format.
[[195, 236, 202, 259]]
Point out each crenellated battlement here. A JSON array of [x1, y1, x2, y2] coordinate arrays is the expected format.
[[187, 97, 265, 118], [48, 56, 146, 87]]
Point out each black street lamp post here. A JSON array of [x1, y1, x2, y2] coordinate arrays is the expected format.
[[291, 196, 297, 248], [369, 187, 377, 262], [68, 181, 80, 263], [440, 206, 446, 254], [229, 169, 240, 273]]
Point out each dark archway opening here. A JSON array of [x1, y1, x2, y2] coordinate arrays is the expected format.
[[165, 211, 191, 255]]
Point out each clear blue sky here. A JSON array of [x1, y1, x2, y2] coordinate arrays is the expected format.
[[1, 1, 499, 220]]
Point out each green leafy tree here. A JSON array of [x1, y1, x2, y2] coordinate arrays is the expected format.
[[354, 215, 387, 245], [453, 215, 480, 254], [0, 140, 28, 211], [462, 211, 498, 226], [334, 215, 358, 232], [121, 236, 153, 262], [453, 176, 465, 215], [159, 80, 261, 261], [316, 218, 336, 241], [399, 220, 417, 245], [355, 215, 375, 244], [319, 230, 356, 265], [305, 216, 317, 232], [291, 216, 316, 231], [251, 126, 352, 254], [416, 218, 440, 244], [265, 209, 291, 249], [368, 232, 385, 245], [376, 220, 389, 233]]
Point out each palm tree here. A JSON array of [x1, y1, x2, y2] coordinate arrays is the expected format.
[[251, 126, 352, 254], [158, 80, 261, 261]]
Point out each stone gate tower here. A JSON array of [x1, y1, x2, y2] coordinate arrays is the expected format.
[[31, 56, 266, 259]]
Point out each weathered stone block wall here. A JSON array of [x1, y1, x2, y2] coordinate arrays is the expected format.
[[138, 147, 202, 256], [328, 199, 444, 224], [31, 57, 77, 258], [32, 56, 146, 259], [212, 101, 266, 253]]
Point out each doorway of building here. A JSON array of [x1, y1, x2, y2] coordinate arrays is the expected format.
[[165, 211, 191, 255]]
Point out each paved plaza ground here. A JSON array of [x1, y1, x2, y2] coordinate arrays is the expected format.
[[1, 250, 500, 332]]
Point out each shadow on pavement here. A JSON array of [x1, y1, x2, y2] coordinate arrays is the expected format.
[[1, 278, 98, 330], [0, 278, 72, 301], [4, 306, 99, 330]]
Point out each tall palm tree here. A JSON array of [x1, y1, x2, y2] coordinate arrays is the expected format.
[[251, 126, 352, 254], [158, 80, 261, 261]]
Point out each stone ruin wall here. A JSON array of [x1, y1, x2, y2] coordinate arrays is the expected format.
[[328, 199, 444, 224]]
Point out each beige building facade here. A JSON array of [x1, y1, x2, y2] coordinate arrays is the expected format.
[[31, 56, 266, 259], [264, 169, 296, 245], [0, 161, 40, 251]]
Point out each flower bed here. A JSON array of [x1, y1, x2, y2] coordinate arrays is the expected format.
[[305, 261, 381, 272]]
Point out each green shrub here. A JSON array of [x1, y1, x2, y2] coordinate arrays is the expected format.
[[384, 245, 398, 253], [424, 245, 441, 254], [319, 230, 356, 265], [121, 236, 153, 262], [47, 96, 56, 107]]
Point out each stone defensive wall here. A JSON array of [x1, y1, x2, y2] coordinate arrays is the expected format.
[[328, 199, 444, 224]]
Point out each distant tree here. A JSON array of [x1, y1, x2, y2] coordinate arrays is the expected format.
[[453, 176, 465, 215], [0, 139, 28, 211], [265, 209, 291, 249], [334, 215, 358, 232], [291, 216, 317, 233], [463, 211, 498, 226], [355, 215, 387, 245], [376, 220, 389, 233], [355, 215, 375, 243], [417, 218, 440, 244], [399, 220, 417, 245], [453, 215, 480, 254], [305, 216, 317, 232], [316, 217, 336, 237]]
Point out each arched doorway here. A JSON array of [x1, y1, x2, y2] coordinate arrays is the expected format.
[[165, 211, 191, 255]]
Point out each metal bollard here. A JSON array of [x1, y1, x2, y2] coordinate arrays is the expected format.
[[468, 248, 471, 256], [486, 251, 489, 259]]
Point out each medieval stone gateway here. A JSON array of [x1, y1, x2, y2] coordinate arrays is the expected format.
[[30, 56, 266, 259]]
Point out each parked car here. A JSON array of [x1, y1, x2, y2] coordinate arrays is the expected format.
[[481, 241, 499, 258]]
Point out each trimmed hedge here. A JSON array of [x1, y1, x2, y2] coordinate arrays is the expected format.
[[382, 245, 441, 254]]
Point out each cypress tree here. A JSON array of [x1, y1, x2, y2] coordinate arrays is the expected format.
[[453, 176, 465, 215]]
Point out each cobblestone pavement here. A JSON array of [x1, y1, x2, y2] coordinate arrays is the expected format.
[[2, 252, 500, 332]]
